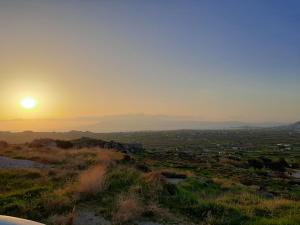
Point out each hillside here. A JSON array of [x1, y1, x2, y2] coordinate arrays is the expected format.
[[0, 133, 299, 225]]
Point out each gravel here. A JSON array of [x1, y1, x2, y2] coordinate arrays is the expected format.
[[0, 156, 48, 169]]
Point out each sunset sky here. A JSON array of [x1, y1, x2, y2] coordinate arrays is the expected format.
[[1, 0, 300, 130]]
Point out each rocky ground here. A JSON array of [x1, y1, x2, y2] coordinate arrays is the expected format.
[[0, 156, 48, 169]]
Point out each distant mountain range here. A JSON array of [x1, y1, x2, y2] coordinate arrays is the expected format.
[[77, 114, 286, 132], [0, 116, 298, 144], [0, 114, 286, 132], [289, 121, 300, 131]]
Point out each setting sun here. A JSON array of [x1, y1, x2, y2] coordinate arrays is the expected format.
[[20, 97, 37, 109]]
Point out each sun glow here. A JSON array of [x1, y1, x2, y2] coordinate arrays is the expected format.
[[20, 97, 38, 109]]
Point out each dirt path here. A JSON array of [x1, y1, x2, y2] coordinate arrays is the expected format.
[[137, 221, 163, 225], [292, 170, 300, 179], [0, 156, 48, 168], [73, 209, 166, 225], [73, 210, 111, 225]]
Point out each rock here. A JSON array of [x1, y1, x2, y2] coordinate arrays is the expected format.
[[74, 210, 111, 225]]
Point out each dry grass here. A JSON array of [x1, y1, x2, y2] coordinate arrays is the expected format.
[[145, 202, 173, 218], [43, 194, 72, 211], [141, 171, 167, 200], [0, 146, 123, 170], [143, 171, 166, 184], [160, 168, 192, 177], [77, 165, 107, 196], [219, 158, 244, 167], [142, 171, 166, 193], [259, 198, 299, 211], [70, 148, 122, 162], [96, 149, 123, 165], [218, 192, 262, 206], [212, 177, 242, 189], [41, 183, 76, 214], [3, 147, 67, 164], [217, 192, 300, 218], [112, 193, 143, 224]]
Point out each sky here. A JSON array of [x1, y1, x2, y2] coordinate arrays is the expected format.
[[0, 0, 300, 130]]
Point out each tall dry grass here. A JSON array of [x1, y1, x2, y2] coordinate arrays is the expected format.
[[76, 149, 123, 196], [112, 193, 143, 224], [77, 165, 107, 196]]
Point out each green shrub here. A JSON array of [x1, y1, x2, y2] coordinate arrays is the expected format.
[[250, 217, 300, 225], [104, 166, 141, 194], [179, 177, 222, 197]]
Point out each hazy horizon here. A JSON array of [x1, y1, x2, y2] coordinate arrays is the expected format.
[[0, 114, 291, 132], [1, 0, 300, 131]]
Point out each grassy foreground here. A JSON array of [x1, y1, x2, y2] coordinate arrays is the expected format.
[[0, 143, 299, 225]]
